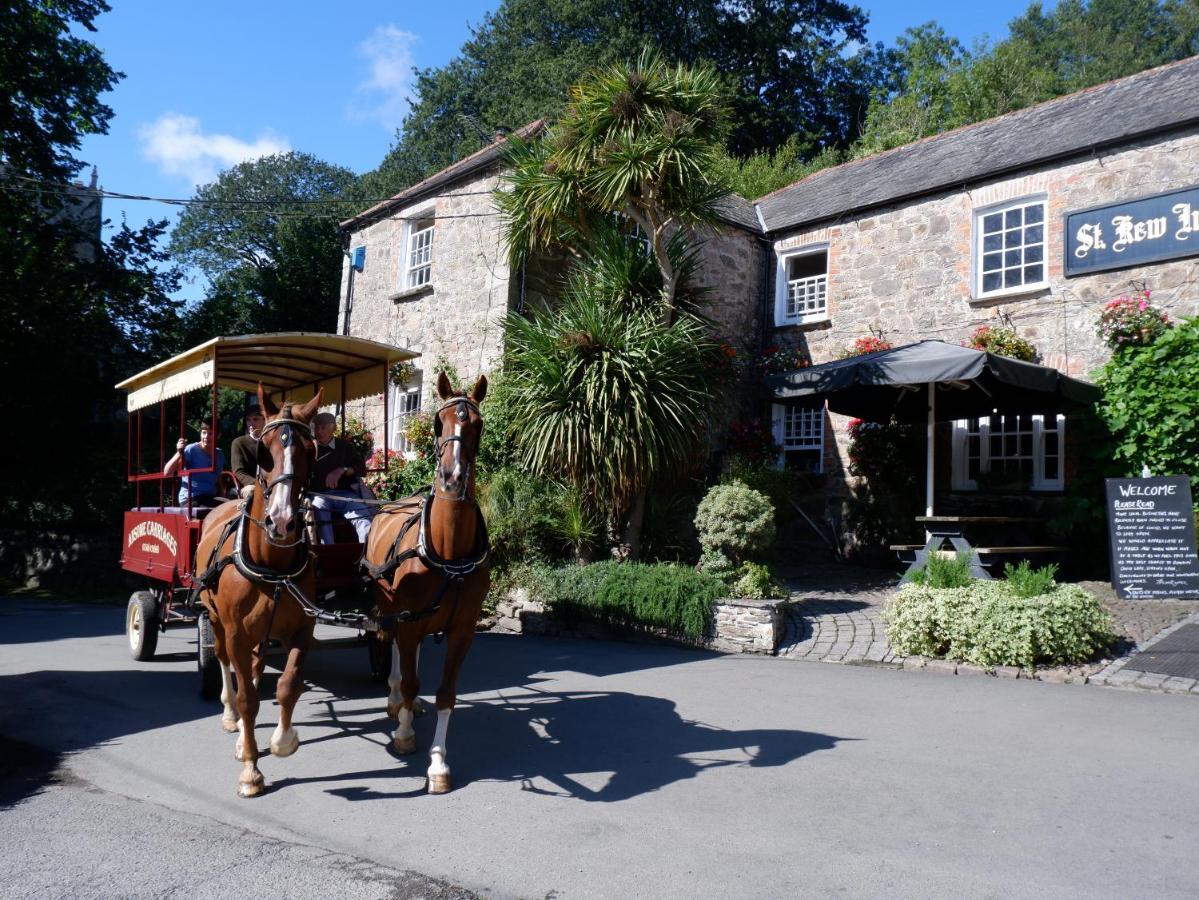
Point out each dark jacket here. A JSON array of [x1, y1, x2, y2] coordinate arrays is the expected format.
[[230, 434, 272, 489], [312, 439, 365, 492]]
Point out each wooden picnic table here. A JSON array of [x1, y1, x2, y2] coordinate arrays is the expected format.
[[894, 515, 1065, 579]]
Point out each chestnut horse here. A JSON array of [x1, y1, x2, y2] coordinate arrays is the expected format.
[[193, 386, 321, 798], [364, 372, 490, 794]]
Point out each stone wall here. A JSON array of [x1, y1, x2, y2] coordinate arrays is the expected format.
[[769, 125, 1199, 375], [0, 527, 124, 591], [339, 171, 511, 433], [493, 589, 785, 654]]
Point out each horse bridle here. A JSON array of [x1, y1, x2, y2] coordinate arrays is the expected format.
[[433, 396, 481, 501], [255, 413, 314, 500]]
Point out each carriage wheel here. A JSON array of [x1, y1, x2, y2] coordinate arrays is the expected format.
[[197, 611, 223, 701], [367, 633, 391, 684], [126, 591, 160, 661]]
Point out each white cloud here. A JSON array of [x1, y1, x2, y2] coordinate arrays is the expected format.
[[350, 25, 418, 130], [137, 114, 290, 187]]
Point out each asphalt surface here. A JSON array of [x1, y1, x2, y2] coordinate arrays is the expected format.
[[2, 599, 1198, 899]]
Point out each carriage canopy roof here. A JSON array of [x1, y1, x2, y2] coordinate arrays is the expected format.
[[115, 333, 419, 412]]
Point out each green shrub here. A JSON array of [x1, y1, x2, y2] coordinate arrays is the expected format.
[[697, 549, 737, 586], [904, 551, 974, 588], [883, 581, 1115, 668], [694, 480, 775, 564], [1004, 560, 1058, 598], [479, 468, 571, 568], [532, 561, 721, 639], [732, 562, 787, 600]]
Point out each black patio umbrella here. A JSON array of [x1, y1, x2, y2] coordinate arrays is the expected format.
[[763, 340, 1102, 514]]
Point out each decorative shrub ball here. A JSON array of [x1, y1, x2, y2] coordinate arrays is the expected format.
[[694, 480, 775, 565]]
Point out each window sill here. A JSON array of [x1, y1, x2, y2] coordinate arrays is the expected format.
[[969, 284, 1049, 307], [774, 314, 831, 331], [390, 283, 435, 303]]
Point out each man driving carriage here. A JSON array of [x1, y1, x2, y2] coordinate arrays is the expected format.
[[230, 406, 268, 498], [163, 421, 226, 508], [309, 412, 371, 544]]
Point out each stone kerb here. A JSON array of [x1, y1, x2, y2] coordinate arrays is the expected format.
[[492, 588, 785, 655]]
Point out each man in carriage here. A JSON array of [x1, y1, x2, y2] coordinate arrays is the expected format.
[[309, 411, 371, 544], [163, 420, 226, 508], [230, 405, 268, 498]]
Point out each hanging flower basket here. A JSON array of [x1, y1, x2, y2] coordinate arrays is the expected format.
[[963, 325, 1037, 361], [1096, 290, 1172, 350], [389, 361, 418, 388]]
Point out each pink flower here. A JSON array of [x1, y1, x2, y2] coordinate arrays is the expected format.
[[1138, 299, 1147, 311]]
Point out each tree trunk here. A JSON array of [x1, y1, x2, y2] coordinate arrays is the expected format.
[[617, 487, 648, 562]]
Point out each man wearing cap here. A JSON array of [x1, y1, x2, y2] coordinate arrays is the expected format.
[[309, 412, 371, 544], [230, 406, 269, 499]]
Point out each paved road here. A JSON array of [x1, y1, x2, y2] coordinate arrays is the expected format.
[[2, 599, 1198, 899]]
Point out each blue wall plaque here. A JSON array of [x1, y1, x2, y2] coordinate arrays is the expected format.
[[1065, 184, 1199, 276]]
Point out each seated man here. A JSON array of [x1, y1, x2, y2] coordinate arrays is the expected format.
[[163, 421, 227, 508], [230, 406, 269, 499], [309, 412, 371, 544]]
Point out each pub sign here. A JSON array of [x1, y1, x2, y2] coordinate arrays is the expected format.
[[1065, 184, 1199, 276]]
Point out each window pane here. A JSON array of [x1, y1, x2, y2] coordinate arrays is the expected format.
[[1020, 433, 1032, 456], [1025, 244, 1043, 263], [968, 457, 980, 479], [1025, 204, 1044, 224], [983, 272, 1002, 292], [1004, 268, 1024, 288], [1025, 223, 1043, 244], [1024, 264, 1043, 283], [983, 212, 1002, 233], [1005, 209, 1022, 229], [1005, 249, 1022, 267], [1045, 455, 1058, 480], [1045, 432, 1059, 455], [983, 252, 1002, 272], [1004, 229, 1022, 248], [984, 232, 1002, 252]]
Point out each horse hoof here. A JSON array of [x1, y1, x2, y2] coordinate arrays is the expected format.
[[427, 772, 451, 794], [221, 717, 238, 734], [393, 734, 417, 754], [270, 728, 299, 758], [386, 702, 400, 720], [238, 771, 265, 798]]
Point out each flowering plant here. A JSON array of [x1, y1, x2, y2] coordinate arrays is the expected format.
[[839, 336, 892, 359], [365, 448, 435, 499], [725, 418, 780, 468], [388, 361, 418, 387], [963, 325, 1037, 361], [403, 411, 435, 457], [342, 417, 374, 462], [758, 344, 811, 375], [1096, 290, 1172, 349], [706, 342, 742, 382]]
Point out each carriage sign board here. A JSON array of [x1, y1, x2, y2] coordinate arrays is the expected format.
[[1066, 185, 1199, 276], [1105, 476, 1199, 600]]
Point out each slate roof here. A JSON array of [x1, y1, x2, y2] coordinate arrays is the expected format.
[[340, 121, 546, 231], [756, 55, 1199, 235]]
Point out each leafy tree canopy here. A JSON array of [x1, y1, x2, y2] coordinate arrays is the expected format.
[[366, 0, 895, 196], [169, 152, 357, 341], [853, 1, 1199, 158]]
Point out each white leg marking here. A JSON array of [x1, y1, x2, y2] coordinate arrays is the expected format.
[[427, 708, 451, 778], [413, 643, 424, 716], [220, 661, 237, 729], [387, 641, 403, 713], [235, 718, 247, 761], [392, 704, 416, 753], [270, 721, 299, 757]]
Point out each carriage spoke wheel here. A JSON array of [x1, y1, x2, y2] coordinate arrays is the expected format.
[[126, 590, 161, 661]]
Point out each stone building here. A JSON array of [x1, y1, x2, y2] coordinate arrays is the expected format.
[[339, 56, 1199, 507]]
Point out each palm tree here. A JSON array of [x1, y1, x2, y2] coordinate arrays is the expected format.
[[503, 227, 722, 558], [496, 49, 731, 323]]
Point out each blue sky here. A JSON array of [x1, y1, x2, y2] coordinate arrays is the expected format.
[[76, 0, 1045, 294]]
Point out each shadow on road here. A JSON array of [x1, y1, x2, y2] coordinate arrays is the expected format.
[[0, 601, 126, 644]]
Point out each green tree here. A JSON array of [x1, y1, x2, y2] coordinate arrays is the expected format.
[[0, 1, 183, 525], [711, 137, 844, 200], [366, 0, 894, 195], [169, 152, 357, 341], [497, 51, 729, 320]]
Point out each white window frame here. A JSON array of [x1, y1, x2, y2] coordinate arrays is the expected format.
[[387, 381, 423, 455], [771, 402, 825, 473], [774, 244, 829, 326], [972, 195, 1048, 300], [951, 414, 1065, 491], [402, 214, 435, 289]]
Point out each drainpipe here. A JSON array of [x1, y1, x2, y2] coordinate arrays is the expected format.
[[340, 229, 355, 336]]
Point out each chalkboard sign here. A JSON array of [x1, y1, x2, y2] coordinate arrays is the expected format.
[[1105, 476, 1199, 600]]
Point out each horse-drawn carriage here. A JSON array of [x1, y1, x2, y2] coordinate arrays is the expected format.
[[116, 332, 419, 692], [117, 332, 491, 796]]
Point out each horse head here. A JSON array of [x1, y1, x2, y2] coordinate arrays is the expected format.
[[433, 371, 487, 500], [256, 384, 321, 540]]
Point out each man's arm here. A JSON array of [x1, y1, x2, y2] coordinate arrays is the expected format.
[[164, 438, 187, 476], [231, 438, 256, 488]]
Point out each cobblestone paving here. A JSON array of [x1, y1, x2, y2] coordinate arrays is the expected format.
[[776, 562, 1199, 694]]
